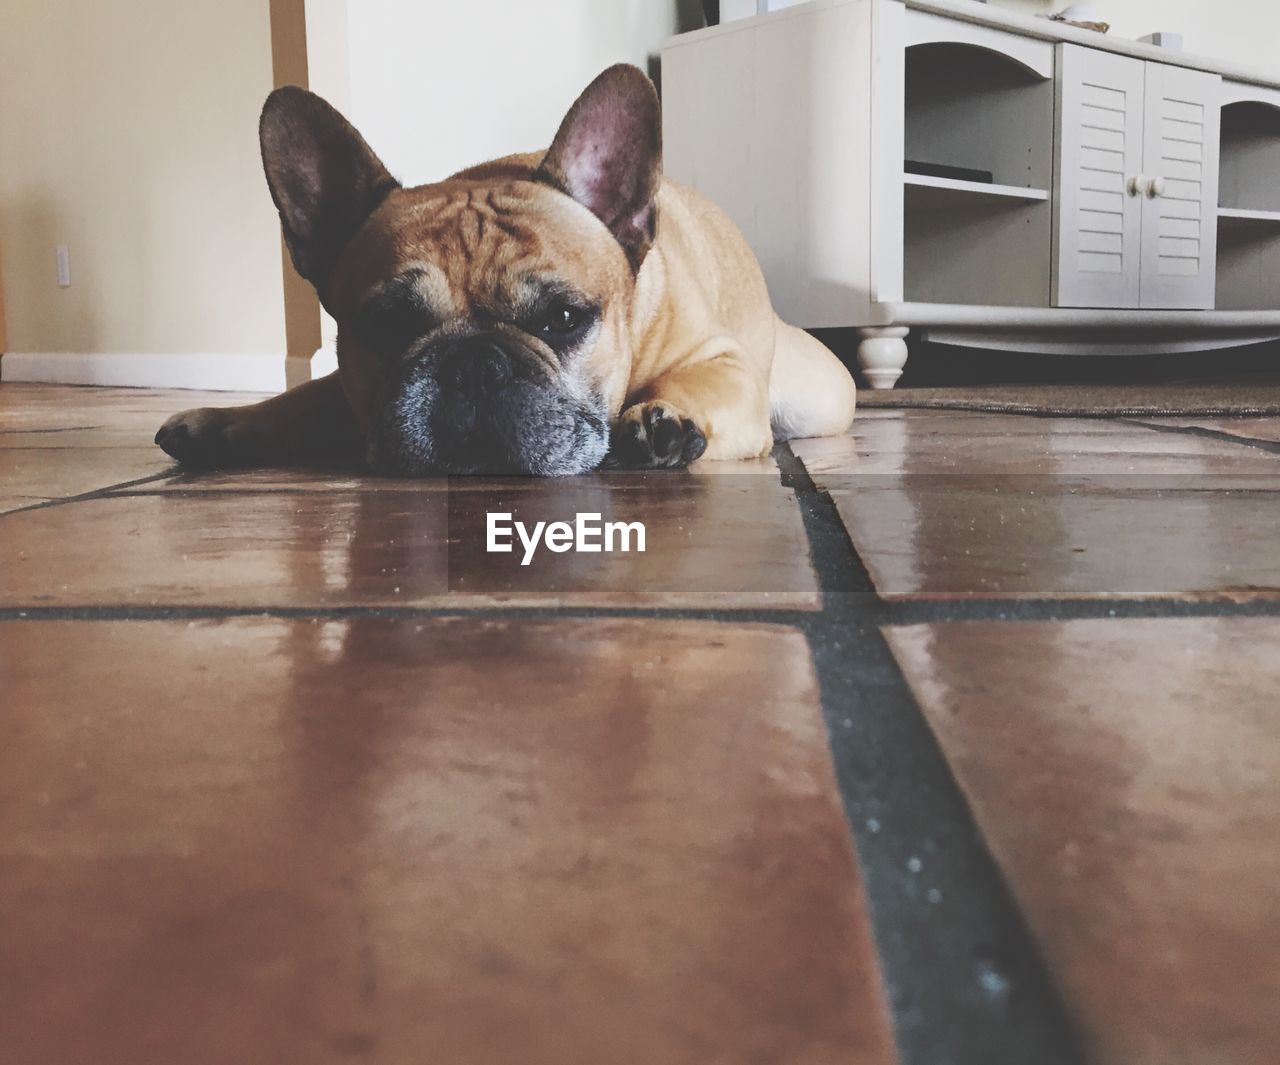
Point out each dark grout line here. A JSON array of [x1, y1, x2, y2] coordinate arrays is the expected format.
[[0, 470, 180, 519], [865, 402, 1280, 421], [101, 487, 404, 500], [0, 603, 820, 625], [879, 596, 1280, 624], [0, 424, 103, 434], [5, 595, 1279, 627], [1119, 416, 1280, 456], [776, 443, 1084, 1065]]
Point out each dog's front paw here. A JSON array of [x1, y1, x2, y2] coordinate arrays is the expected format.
[[154, 408, 253, 468], [608, 401, 707, 469]]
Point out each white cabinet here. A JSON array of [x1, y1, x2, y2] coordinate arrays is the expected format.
[[1055, 45, 1220, 310], [1054, 46, 1146, 308], [1138, 61, 1221, 309], [663, 0, 1280, 387]]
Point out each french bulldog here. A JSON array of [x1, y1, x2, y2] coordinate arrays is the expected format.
[[155, 64, 856, 475]]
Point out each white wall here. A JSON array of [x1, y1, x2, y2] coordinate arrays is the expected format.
[[343, 1, 1280, 187], [991, 1, 1280, 73], [345, 0, 697, 186]]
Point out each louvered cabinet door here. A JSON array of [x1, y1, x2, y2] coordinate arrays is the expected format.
[[1054, 45, 1146, 308], [1139, 63, 1222, 308]]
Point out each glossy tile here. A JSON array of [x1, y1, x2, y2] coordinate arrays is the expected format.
[[0, 383, 267, 429], [794, 414, 1280, 600], [826, 478, 1280, 600], [884, 617, 1280, 1065], [147, 456, 783, 493], [793, 410, 1280, 479], [0, 384, 272, 453], [0, 425, 166, 450], [0, 447, 174, 512], [0, 480, 818, 609], [1, 617, 895, 1065]]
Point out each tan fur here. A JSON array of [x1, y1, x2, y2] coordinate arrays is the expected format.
[[158, 86, 856, 472], [440, 157, 857, 458]]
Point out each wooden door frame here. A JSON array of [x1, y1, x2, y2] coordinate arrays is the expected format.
[[0, 235, 8, 354], [268, 0, 352, 386]]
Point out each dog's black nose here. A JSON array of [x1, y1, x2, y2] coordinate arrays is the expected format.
[[446, 339, 513, 394]]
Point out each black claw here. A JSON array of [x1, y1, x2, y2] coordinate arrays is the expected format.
[[651, 415, 683, 461], [681, 420, 707, 463]]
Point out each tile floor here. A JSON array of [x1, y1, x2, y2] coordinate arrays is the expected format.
[[2, 382, 1278, 1065]]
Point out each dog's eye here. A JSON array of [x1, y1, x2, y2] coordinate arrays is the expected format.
[[358, 299, 433, 353], [357, 271, 437, 353], [539, 302, 585, 335]]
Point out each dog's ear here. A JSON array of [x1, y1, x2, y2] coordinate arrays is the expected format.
[[259, 86, 399, 300], [538, 65, 662, 272]]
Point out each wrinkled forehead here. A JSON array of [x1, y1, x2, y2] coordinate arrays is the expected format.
[[331, 179, 629, 319]]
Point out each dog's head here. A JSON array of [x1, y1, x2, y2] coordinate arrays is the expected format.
[[259, 65, 661, 475]]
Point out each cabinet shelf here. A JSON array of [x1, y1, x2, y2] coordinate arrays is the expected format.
[[903, 37, 1055, 306], [1218, 101, 1280, 217], [904, 173, 1050, 209], [1218, 206, 1280, 226], [1216, 207, 1280, 310]]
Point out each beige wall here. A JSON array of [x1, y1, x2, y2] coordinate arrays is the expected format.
[[0, 0, 286, 357], [991, 1, 1280, 73], [344, 1, 700, 186], [0, 246, 8, 353]]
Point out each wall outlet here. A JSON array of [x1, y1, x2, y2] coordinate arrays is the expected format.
[[56, 245, 71, 287]]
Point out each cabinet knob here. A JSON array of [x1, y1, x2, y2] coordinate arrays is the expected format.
[[1147, 177, 1167, 199], [1127, 176, 1144, 197]]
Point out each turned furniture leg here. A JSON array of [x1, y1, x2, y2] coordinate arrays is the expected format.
[[856, 327, 909, 390]]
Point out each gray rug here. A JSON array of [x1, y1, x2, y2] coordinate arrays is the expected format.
[[859, 382, 1280, 417]]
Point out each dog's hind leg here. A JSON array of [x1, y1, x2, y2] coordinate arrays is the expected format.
[[154, 371, 363, 469], [768, 320, 857, 442]]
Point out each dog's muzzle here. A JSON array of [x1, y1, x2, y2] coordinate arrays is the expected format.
[[369, 333, 609, 476]]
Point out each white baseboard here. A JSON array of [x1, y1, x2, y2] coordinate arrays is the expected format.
[[0, 352, 287, 392], [285, 345, 338, 389], [312, 343, 339, 377]]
